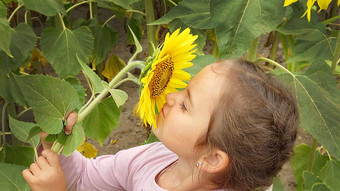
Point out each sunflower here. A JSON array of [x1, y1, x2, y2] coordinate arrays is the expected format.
[[138, 28, 198, 129]]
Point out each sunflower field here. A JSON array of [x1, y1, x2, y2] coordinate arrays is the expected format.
[[0, 0, 339, 190]]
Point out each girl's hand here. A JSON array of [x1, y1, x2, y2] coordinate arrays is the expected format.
[[40, 111, 78, 150], [22, 150, 66, 191]]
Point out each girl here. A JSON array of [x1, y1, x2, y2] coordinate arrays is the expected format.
[[22, 59, 299, 191]]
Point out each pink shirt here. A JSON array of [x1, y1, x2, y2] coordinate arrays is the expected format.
[[60, 142, 229, 191]]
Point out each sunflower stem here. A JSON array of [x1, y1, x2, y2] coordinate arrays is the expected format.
[[331, 29, 340, 73], [248, 37, 259, 62], [77, 61, 145, 122], [145, 0, 157, 56]]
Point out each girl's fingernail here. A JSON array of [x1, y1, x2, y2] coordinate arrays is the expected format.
[[65, 131, 71, 135]]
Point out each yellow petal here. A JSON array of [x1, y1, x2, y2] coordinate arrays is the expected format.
[[284, 0, 298, 6], [317, 0, 332, 11]]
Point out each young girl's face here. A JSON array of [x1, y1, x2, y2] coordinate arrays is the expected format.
[[154, 64, 225, 162]]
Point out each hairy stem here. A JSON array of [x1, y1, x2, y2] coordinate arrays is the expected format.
[[145, 0, 157, 56], [248, 37, 259, 62], [331, 30, 340, 73], [66, 0, 92, 14], [270, 31, 279, 61], [255, 57, 293, 76], [77, 61, 144, 122], [1, 103, 8, 147]]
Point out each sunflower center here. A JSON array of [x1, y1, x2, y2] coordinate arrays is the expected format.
[[149, 57, 174, 97]]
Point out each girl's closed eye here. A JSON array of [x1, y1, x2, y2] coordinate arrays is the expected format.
[[180, 102, 187, 111]]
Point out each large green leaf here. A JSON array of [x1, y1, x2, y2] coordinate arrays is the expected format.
[[0, 23, 36, 74], [168, 19, 206, 54], [82, 96, 121, 145], [15, 75, 81, 134], [290, 144, 311, 191], [41, 26, 94, 78], [277, 61, 340, 160], [303, 171, 322, 190], [64, 76, 86, 105], [210, 0, 285, 58], [311, 183, 332, 191], [318, 160, 340, 190], [287, 37, 336, 63], [0, 163, 30, 191], [17, 0, 65, 16], [0, 18, 11, 57], [95, 0, 132, 10], [62, 123, 85, 156], [8, 116, 40, 147], [3, 144, 34, 167], [0, 74, 26, 105], [152, 0, 212, 29], [88, 19, 118, 65], [0, 2, 6, 18], [185, 54, 216, 78]]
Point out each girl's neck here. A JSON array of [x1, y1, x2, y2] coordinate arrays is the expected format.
[[157, 158, 216, 191]]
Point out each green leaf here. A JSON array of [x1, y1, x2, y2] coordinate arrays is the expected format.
[[272, 177, 285, 191], [185, 54, 216, 78], [96, 0, 132, 10], [41, 26, 94, 78], [27, 126, 43, 142], [210, 0, 285, 58], [64, 76, 86, 105], [0, 163, 30, 191], [311, 183, 332, 191], [88, 19, 118, 65], [0, 74, 26, 105], [303, 171, 322, 190], [3, 144, 34, 167], [17, 0, 65, 16], [126, 14, 143, 45], [143, 131, 159, 144], [277, 61, 340, 161], [78, 55, 105, 94], [152, 0, 212, 29], [311, 149, 330, 175], [82, 96, 121, 145], [0, 23, 37, 74], [15, 74, 81, 134], [128, 26, 142, 63], [8, 116, 40, 147], [62, 123, 85, 156], [108, 89, 128, 108], [288, 36, 336, 63], [318, 160, 340, 190], [290, 144, 311, 191], [0, 18, 11, 57], [168, 19, 206, 54], [0, 2, 6, 18]]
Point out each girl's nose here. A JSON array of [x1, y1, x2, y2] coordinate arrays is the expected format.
[[165, 92, 176, 106]]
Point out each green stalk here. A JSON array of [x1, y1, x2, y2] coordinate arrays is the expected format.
[[66, 0, 92, 14], [8, 4, 24, 23], [24, 9, 32, 27], [89, 2, 98, 20], [307, 139, 318, 171], [270, 31, 279, 61], [145, 0, 157, 56], [331, 30, 340, 73], [279, 33, 289, 60], [77, 61, 144, 122], [1, 103, 8, 147], [248, 37, 259, 62], [55, 13, 66, 31], [126, 10, 146, 16], [255, 57, 293, 76]]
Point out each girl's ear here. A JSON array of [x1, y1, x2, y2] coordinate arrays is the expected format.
[[199, 150, 229, 174]]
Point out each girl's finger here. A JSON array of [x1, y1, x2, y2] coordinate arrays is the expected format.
[[22, 169, 34, 180], [29, 163, 41, 176], [36, 156, 50, 170], [42, 150, 60, 167], [65, 112, 78, 134]]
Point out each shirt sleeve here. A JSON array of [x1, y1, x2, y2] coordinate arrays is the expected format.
[[59, 144, 158, 191]]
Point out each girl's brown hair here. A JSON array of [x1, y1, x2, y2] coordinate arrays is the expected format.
[[197, 59, 299, 191]]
